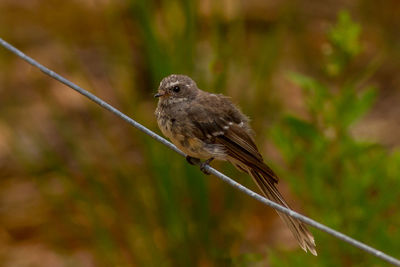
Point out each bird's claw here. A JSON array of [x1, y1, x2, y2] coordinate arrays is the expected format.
[[200, 157, 214, 175], [200, 162, 211, 175], [186, 156, 200, 166], [186, 156, 214, 175]]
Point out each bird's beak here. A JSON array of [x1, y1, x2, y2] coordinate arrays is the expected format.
[[154, 92, 165, 98]]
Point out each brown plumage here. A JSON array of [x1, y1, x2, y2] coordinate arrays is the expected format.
[[155, 74, 317, 255]]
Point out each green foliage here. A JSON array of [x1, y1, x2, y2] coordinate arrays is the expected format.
[[269, 11, 400, 267], [325, 11, 362, 76]]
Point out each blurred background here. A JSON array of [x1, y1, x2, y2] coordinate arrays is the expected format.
[[0, 0, 400, 266]]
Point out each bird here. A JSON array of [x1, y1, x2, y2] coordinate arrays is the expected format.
[[154, 74, 317, 255]]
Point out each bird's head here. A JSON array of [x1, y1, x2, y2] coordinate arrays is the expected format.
[[155, 74, 199, 102]]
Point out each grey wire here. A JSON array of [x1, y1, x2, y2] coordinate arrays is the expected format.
[[1, 37, 399, 266]]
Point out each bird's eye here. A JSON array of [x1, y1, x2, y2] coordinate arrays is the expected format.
[[172, 85, 180, 93]]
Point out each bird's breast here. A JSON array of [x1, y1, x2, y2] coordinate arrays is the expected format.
[[155, 103, 227, 160]]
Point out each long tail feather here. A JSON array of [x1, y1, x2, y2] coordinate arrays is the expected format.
[[248, 169, 317, 255]]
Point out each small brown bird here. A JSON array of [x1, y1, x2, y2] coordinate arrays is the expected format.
[[155, 74, 317, 255]]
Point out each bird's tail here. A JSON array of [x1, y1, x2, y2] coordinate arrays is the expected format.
[[248, 168, 317, 255]]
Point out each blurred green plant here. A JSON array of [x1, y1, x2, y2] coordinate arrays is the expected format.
[[325, 11, 362, 76], [269, 11, 400, 267]]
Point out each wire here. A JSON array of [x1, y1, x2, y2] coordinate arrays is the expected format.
[[1, 37, 399, 266]]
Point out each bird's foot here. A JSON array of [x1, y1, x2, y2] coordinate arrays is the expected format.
[[186, 156, 201, 166], [186, 156, 214, 175], [200, 158, 214, 175]]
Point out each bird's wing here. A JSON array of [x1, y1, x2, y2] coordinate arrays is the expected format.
[[187, 93, 278, 183]]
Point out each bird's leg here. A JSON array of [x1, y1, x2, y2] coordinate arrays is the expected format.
[[186, 156, 214, 175], [186, 156, 201, 166], [200, 157, 214, 175]]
